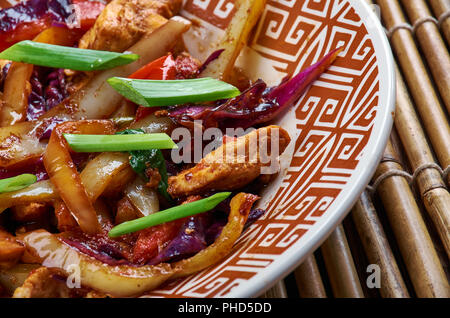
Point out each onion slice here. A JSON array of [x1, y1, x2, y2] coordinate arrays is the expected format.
[[0, 62, 33, 126], [124, 178, 159, 218], [43, 120, 115, 234], [0, 16, 191, 167], [0, 113, 174, 212], [21, 193, 258, 297], [0, 26, 86, 127]]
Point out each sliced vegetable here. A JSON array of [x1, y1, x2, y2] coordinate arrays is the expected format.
[[199, 0, 266, 81], [132, 219, 183, 265], [0, 114, 173, 213], [28, 68, 68, 121], [20, 193, 256, 296], [128, 54, 176, 80], [0, 61, 33, 126], [0, 17, 191, 167], [128, 54, 176, 121], [43, 120, 115, 234], [108, 192, 232, 237], [0, 41, 140, 71], [116, 128, 171, 201], [63, 132, 177, 153], [0, 0, 105, 51], [124, 178, 160, 218], [171, 193, 259, 278], [79, 152, 133, 202], [0, 174, 36, 194], [107, 77, 240, 107], [170, 47, 343, 129], [129, 53, 201, 122], [147, 215, 208, 265], [0, 180, 55, 214]]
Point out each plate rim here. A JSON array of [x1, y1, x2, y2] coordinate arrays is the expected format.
[[224, 0, 396, 298]]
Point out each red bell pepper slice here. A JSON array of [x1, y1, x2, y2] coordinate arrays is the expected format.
[[129, 54, 176, 80], [130, 54, 177, 121], [132, 219, 184, 264]]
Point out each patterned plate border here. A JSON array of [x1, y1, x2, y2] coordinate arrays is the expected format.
[[146, 0, 395, 298]]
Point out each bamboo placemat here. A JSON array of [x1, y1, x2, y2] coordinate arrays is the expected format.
[[261, 0, 450, 299]]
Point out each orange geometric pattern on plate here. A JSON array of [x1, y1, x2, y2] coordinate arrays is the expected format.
[[148, 0, 379, 297]]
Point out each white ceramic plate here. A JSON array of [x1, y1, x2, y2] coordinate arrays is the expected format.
[[146, 0, 395, 298]]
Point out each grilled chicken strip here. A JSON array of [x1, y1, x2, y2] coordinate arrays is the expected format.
[[168, 125, 291, 198], [78, 0, 182, 52]]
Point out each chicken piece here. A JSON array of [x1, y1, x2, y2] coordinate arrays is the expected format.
[[78, 0, 182, 52], [13, 267, 87, 298], [0, 229, 25, 270], [168, 125, 291, 197]]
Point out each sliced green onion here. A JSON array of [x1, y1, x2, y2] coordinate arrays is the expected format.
[[0, 40, 140, 71], [116, 129, 172, 203], [0, 174, 37, 193], [107, 77, 241, 107], [108, 192, 231, 237], [63, 133, 177, 152]]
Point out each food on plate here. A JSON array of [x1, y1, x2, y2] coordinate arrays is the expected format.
[[0, 0, 341, 297]]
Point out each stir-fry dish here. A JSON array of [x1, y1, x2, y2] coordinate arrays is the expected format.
[[0, 0, 341, 298]]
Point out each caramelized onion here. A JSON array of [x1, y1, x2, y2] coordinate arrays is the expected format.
[[21, 193, 257, 297], [0, 17, 191, 167], [80, 152, 132, 202], [43, 120, 115, 234], [0, 180, 55, 213], [0, 26, 84, 127], [0, 62, 33, 126], [124, 178, 159, 218], [42, 17, 191, 121], [0, 112, 174, 211]]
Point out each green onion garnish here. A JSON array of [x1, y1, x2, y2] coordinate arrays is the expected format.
[[107, 77, 241, 107], [0, 40, 140, 71], [108, 192, 231, 237], [0, 174, 37, 193], [63, 133, 177, 152], [116, 129, 172, 203]]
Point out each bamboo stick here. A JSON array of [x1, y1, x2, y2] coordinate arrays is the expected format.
[[373, 141, 450, 297], [320, 224, 365, 298], [294, 255, 327, 298], [400, 0, 450, 115], [376, 0, 450, 174], [393, 61, 450, 258], [351, 191, 410, 298], [429, 0, 450, 45], [260, 281, 288, 298]]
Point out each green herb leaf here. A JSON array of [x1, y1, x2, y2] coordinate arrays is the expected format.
[[63, 133, 177, 152], [108, 192, 231, 237], [116, 129, 171, 202], [0, 174, 37, 193], [107, 77, 240, 107], [0, 40, 139, 71]]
